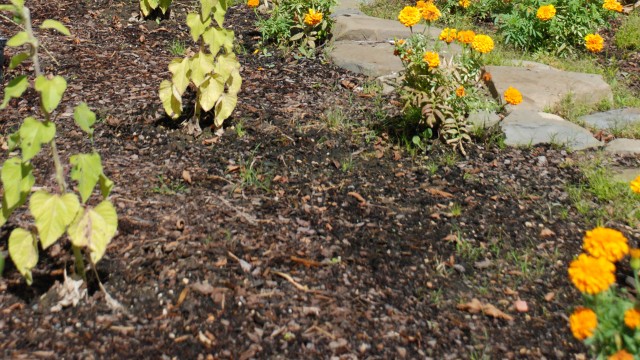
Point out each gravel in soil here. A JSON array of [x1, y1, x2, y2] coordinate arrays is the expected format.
[[1, 1, 639, 359]]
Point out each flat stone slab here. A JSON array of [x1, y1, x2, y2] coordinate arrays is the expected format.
[[609, 166, 640, 183], [330, 41, 403, 77], [332, 0, 367, 16], [485, 63, 613, 112], [501, 110, 602, 150], [604, 138, 640, 155], [332, 14, 444, 42], [579, 108, 640, 131], [468, 110, 501, 129]]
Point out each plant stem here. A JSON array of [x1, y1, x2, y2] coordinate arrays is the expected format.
[[22, 8, 42, 78], [72, 245, 86, 281]]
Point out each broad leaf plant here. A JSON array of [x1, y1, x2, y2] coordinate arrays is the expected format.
[[158, 0, 242, 135], [0, 1, 118, 284]]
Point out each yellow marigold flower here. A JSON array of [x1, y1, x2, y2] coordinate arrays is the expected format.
[[603, 0, 623, 12], [456, 86, 465, 97], [631, 175, 640, 194], [585, 34, 604, 53], [471, 34, 494, 53], [247, 0, 259, 7], [457, 30, 476, 44], [421, 3, 441, 22], [423, 51, 440, 69], [398, 6, 422, 27], [304, 9, 323, 26], [439, 28, 457, 43], [536, 5, 556, 21], [569, 307, 598, 340], [504, 86, 522, 105], [625, 308, 640, 329], [609, 349, 634, 360], [568, 254, 615, 294], [459, 0, 470, 8], [396, 39, 406, 46], [583, 227, 629, 262]]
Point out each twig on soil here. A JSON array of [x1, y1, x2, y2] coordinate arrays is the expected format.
[[272, 270, 325, 295], [210, 194, 260, 225], [304, 325, 336, 340]]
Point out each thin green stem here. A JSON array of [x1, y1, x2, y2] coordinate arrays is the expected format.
[[72, 245, 86, 281]]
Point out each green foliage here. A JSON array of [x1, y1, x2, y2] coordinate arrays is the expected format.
[[615, 12, 640, 51], [394, 33, 497, 155], [256, 0, 336, 57], [158, 0, 241, 135], [0, 3, 117, 285], [140, 0, 172, 18], [495, 0, 618, 56]]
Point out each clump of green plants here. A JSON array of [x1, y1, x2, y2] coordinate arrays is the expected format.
[[140, 0, 172, 20], [0, 2, 117, 284], [567, 217, 640, 358], [615, 11, 640, 51], [495, 0, 620, 56], [159, 0, 242, 135], [393, 2, 506, 154], [253, 0, 336, 57]]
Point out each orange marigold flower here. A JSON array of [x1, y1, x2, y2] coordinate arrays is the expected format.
[[471, 34, 494, 53], [603, 0, 623, 12], [423, 51, 440, 68], [421, 3, 441, 22], [583, 227, 628, 262], [398, 6, 422, 27], [304, 9, 323, 26], [396, 39, 406, 46], [457, 30, 476, 44], [459, 0, 470, 8], [631, 175, 640, 194], [585, 34, 604, 53], [439, 28, 457, 43], [569, 307, 598, 340], [482, 71, 492, 82], [625, 308, 640, 329], [504, 86, 522, 105], [609, 349, 634, 360], [568, 254, 615, 294], [456, 86, 465, 97], [247, 0, 259, 7], [536, 5, 556, 21]]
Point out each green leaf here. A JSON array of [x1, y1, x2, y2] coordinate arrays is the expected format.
[[200, 0, 214, 19], [18, 117, 55, 161], [203, 27, 234, 57], [147, 0, 159, 8], [189, 50, 214, 87], [140, 0, 152, 17], [1, 156, 34, 210], [214, 53, 240, 78], [0, 75, 28, 109], [7, 31, 29, 47], [98, 174, 114, 198], [8, 228, 37, 285], [214, 92, 237, 127], [226, 69, 242, 95], [73, 103, 96, 136], [0, 5, 16, 12], [212, 0, 227, 27], [70, 152, 103, 203], [168, 57, 191, 95], [29, 191, 80, 249], [158, 79, 182, 119], [40, 20, 70, 36], [68, 200, 118, 263], [159, 0, 171, 14], [7, 131, 20, 151], [10, 0, 24, 8], [34, 75, 67, 114], [186, 13, 211, 43], [198, 75, 224, 112], [9, 52, 30, 70]]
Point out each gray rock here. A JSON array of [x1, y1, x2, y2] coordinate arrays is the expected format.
[[332, 14, 439, 42], [608, 166, 640, 183], [468, 110, 501, 129], [579, 108, 640, 131], [501, 110, 602, 150], [329, 41, 404, 77], [604, 138, 640, 155], [331, 0, 368, 16], [485, 63, 613, 112], [376, 72, 403, 95]]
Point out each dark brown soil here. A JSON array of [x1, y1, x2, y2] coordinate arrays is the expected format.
[[1, 1, 639, 359]]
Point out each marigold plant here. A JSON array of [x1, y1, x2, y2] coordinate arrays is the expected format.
[[304, 9, 322, 26], [630, 175, 640, 194], [422, 51, 440, 68], [569, 225, 640, 358], [459, 0, 470, 8], [456, 86, 465, 97], [471, 34, 494, 53], [398, 6, 422, 28], [439, 28, 457, 43], [536, 4, 556, 21], [570, 307, 598, 340], [421, 3, 441, 22], [503, 86, 522, 105], [583, 227, 629, 262], [585, 33, 605, 53], [457, 30, 475, 44], [603, 0, 623, 12], [247, 0, 259, 7]]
